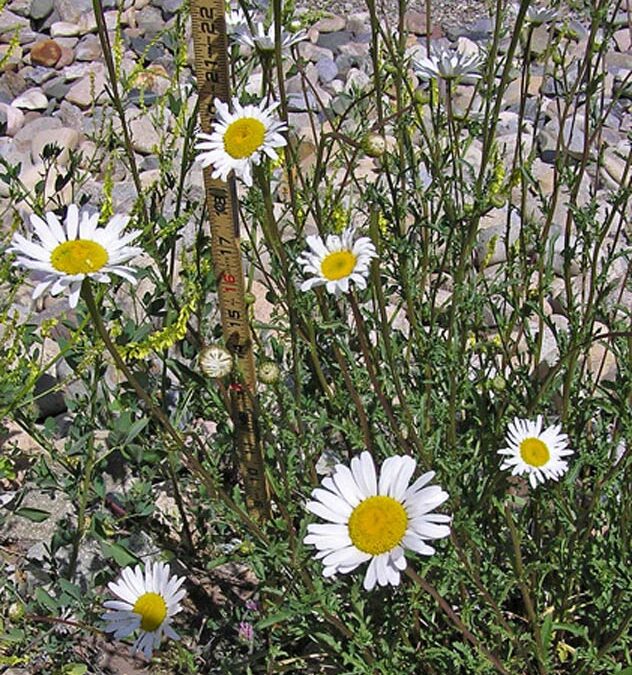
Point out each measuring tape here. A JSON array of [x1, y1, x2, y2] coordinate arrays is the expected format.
[[190, 0, 270, 520]]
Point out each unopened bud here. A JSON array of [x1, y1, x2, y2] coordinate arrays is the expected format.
[[362, 133, 387, 158], [258, 361, 280, 384]]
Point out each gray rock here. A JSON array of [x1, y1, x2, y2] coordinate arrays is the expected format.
[[12, 87, 48, 110], [65, 70, 106, 107], [21, 65, 57, 85], [129, 115, 160, 154], [0, 10, 30, 38], [345, 67, 370, 91], [0, 71, 29, 99], [316, 57, 338, 83], [159, 0, 184, 16], [298, 41, 333, 63], [317, 30, 353, 53], [49, 21, 81, 37], [475, 207, 522, 267], [75, 33, 101, 60], [313, 15, 346, 33], [8, 0, 31, 16], [30, 0, 54, 20], [14, 114, 61, 143], [345, 12, 370, 34], [53, 0, 92, 23], [31, 126, 80, 163], [0, 102, 25, 136], [287, 91, 318, 112], [539, 115, 589, 162], [42, 75, 70, 99], [135, 5, 163, 36]]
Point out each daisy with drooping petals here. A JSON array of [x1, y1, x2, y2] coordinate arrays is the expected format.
[[413, 44, 482, 81], [234, 22, 308, 53], [102, 561, 186, 660], [297, 227, 377, 296], [195, 97, 287, 187], [304, 452, 451, 591], [498, 416, 574, 489], [8, 204, 143, 309]]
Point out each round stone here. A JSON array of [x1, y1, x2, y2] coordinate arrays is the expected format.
[[30, 39, 62, 67]]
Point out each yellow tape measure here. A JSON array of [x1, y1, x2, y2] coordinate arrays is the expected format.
[[190, 0, 270, 519]]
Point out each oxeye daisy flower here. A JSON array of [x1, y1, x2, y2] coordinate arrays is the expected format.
[[199, 344, 233, 378], [102, 561, 186, 660], [524, 5, 558, 25], [304, 452, 451, 591], [8, 204, 143, 309], [234, 21, 307, 53], [413, 45, 482, 81], [297, 226, 377, 296], [498, 416, 574, 489], [226, 6, 248, 34], [194, 97, 287, 187]]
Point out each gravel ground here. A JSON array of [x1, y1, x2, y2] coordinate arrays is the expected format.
[[296, 0, 491, 30]]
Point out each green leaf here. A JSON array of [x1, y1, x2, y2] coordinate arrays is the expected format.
[[14, 507, 50, 523], [101, 541, 138, 567], [62, 664, 88, 675], [256, 609, 299, 629], [34, 587, 57, 612], [124, 417, 148, 443]]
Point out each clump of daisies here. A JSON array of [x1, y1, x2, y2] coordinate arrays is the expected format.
[[304, 452, 451, 590], [102, 560, 186, 660], [8, 204, 143, 308], [297, 226, 378, 296], [195, 97, 287, 187], [498, 416, 574, 488]]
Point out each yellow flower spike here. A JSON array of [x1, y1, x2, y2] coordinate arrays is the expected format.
[[330, 204, 349, 234]]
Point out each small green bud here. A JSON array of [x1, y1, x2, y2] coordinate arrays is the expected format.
[[362, 133, 387, 158], [244, 292, 256, 305]]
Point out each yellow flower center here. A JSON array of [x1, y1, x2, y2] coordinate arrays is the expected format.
[[133, 592, 167, 632], [50, 240, 108, 275], [348, 495, 408, 555], [223, 117, 266, 159], [320, 250, 357, 281], [519, 437, 550, 467]]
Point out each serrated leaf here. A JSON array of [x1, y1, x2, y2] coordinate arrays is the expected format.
[[14, 507, 50, 523]]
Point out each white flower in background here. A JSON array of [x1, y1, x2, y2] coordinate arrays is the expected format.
[[226, 6, 248, 34], [199, 344, 233, 378], [195, 97, 287, 187], [234, 21, 308, 53], [413, 44, 482, 81], [297, 227, 377, 296], [498, 416, 574, 488], [304, 451, 451, 590], [524, 5, 558, 25], [8, 205, 143, 308], [102, 561, 186, 660]]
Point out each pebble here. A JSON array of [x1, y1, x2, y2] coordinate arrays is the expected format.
[[130, 114, 160, 154], [49, 21, 82, 37], [75, 34, 102, 61], [29, 38, 62, 67], [53, 0, 93, 24], [316, 56, 338, 83], [313, 16, 346, 33], [0, 102, 25, 136], [12, 87, 48, 109], [65, 69, 106, 107], [31, 125, 79, 163], [30, 0, 54, 20]]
